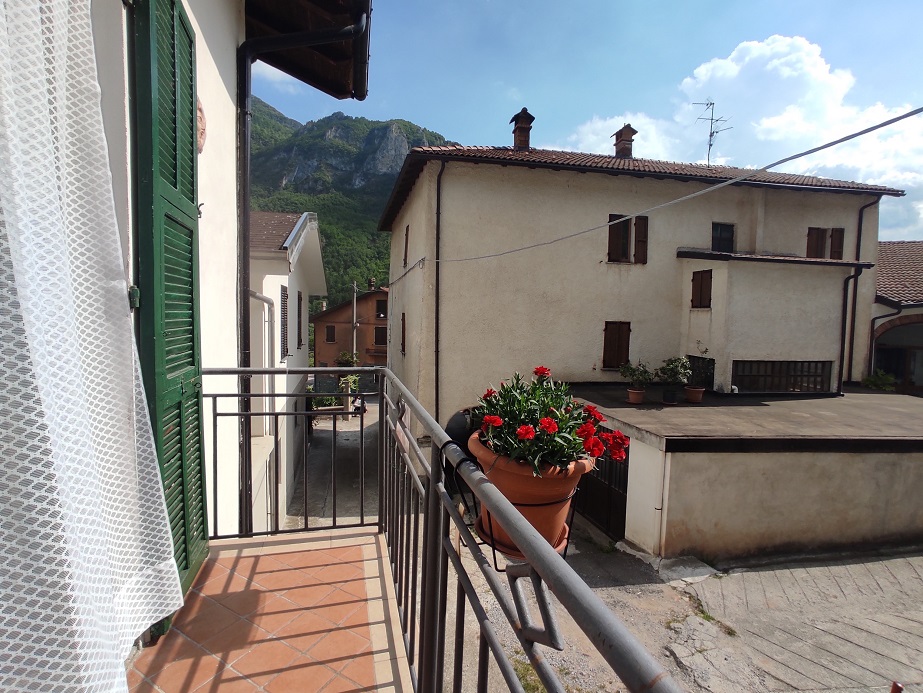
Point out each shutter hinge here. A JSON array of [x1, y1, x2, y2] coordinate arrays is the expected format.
[[128, 285, 141, 310]]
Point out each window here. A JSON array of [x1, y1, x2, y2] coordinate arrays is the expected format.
[[325, 324, 335, 343], [297, 291, 304, 349], [711, 223, 734, 252], [280, 286, 289, 360], [374, 326, 387, 346], [691, 270, 712, 308], [376, 298, 387, 319], [602, 321, 630, 369], [807, 227, 845, 259], [607, 214, 648, 264], [401, 312, 406, 355], [403, 225, 409, 268]]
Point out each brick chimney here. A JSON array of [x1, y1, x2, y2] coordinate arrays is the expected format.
[[510, 108, 535, 151], [612, 123, 638, 158]]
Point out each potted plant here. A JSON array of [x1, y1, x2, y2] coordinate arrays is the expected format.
[[468, 366, 629, 558], [619, 360, 654, 404], [657, 356, 692, 405]]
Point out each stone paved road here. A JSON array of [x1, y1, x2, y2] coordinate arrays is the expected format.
[[684, 553, 923, 691]]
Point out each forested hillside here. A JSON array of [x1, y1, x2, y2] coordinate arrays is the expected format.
[[249, 98, 452, 306]]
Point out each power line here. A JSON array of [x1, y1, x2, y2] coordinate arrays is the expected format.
[[435, 105, 923, 265]]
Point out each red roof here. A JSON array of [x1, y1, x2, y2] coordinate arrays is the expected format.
[[379, 146, 904, 232], [877, 241, 923, 305], [251, 211, 303, 252]]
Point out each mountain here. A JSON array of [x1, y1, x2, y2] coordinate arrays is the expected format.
[[249, 99, 452, 306]]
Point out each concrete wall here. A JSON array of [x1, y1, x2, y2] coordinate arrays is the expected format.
[[659, 450, 923, 561], [386, 159, 880, 419]]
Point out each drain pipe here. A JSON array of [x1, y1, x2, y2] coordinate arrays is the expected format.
[[434, 161, 446, 423], [236, 10, 369, 534], [249, 289, 275, 405], [846, 198, 880, 382], [838, 267, 863, 395], [868, 301, 904, 377]]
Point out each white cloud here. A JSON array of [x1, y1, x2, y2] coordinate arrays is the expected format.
[[562, 35, 923, 239], [252, 61, 305, 95]]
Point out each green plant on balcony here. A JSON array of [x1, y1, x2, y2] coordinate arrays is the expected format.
[[657, 356, 692, 405], [619, 360, 654, 403]]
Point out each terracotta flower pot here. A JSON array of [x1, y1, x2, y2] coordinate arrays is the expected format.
[[467, 432, 593, 560], [684, 385, 705, 403], [627, 388, 645, 404]]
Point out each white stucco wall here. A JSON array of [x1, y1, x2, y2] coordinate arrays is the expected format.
[[659, 450, 923, 560], [386, 160, 881, 419], [622, 438, 667, 555]]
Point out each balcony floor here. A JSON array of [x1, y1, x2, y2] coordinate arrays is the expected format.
[[128, 528, 410, 692]]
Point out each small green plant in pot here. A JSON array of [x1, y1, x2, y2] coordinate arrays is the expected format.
[[619, 360, 654, 404], [657, 357, 692, 404], [468, 366, 629, 558]]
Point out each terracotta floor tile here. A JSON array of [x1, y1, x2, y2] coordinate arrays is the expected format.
[[273, 610, 338, 653], [199, 619, 271, 664], [250, 565, 317, 592], [284, 582, 337, 608], [338, 576, 370, 600], [191, 560, 229, 589], [263, 655, 336, 693], [340, 605, 372, 634], [212, 585, 270, 617], [192, 670, 262, 693], [322, 546, 363, 562], [130, 678, 159, 693], [313, 561, 362, 586], [125, 666, 144, 690], [195, 570, 257, 597], [273, 549, 339, 572], [147, 650, 227, 693], [320, 674, 368, 692], [307, 629, 371, 670], [174, 599, 242, 645], [230, 639, 300, 687], [218, 553, 287, 579], [339, 652, 377, 688], [243, 594, 303, 635], [308, 589, 364, 625], [132, 630, 207, 677]]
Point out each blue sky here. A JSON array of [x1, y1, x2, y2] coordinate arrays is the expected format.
[[253, 0, 923, 240]]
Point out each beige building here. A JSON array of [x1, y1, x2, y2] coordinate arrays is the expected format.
[[379, 111, 903, 423]]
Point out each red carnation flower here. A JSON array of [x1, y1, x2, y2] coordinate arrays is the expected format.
[[481, 415, 503, 432], [583, 436, 605, 457], [533, 366, 551, 378], [538, 417, 558, 434], [575, 421, 596, 440], [517, 425, 536, 440], [583, 404, 606, 423], [482, 388, 497, 399]]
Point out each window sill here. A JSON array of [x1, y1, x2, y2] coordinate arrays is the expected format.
[[690, 307, 712, 311]]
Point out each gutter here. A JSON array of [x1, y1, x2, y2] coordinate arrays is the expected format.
[[236, 11, 369, 535], [838, 267, 863, 395], [846, 198, 880, 382], [434, 161, 446, 423]]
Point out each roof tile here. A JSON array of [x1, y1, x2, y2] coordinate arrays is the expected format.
[[877, 241, 923, 304], [251, 211, 303, 252]]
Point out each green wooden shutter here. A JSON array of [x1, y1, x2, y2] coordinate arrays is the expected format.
[[134, 0, 208, 594]]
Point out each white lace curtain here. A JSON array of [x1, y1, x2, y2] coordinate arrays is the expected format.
[[0, 2, 184, 691]]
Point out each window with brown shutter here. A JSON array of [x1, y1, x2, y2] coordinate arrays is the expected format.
[[403, 225, 409, 268], [602, 321, 630, 369], [297, 291, 304, 349], [280, 286, 289, 360], [633, 216, 648, 264], [607, 214, 631, 262], [691, 269, 712, 308], [400, 312, 406, 355], [325, 324, 335, 343], [829, 228, 844, 259], [374, 326, 387, 346], [806, 227, 826, 258]]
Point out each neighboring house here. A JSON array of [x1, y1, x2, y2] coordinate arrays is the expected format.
[[872, 240, 923, 393], [0, 1, 370, 684], [312, 283, 389, 368], [249, 210, 327, 530], [379, 109, 903, 423]]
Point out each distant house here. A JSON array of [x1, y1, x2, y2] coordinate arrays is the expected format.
[[873, 240, 923, 393], [312, 283, 389, 368], [249, 210, 326, 523], [379, 109, 903, 422]]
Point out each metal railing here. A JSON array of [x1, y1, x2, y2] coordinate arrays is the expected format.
[[202, 366, 684, 693]]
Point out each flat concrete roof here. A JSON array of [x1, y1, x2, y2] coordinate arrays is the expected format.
[[568, 385, 923, 453]]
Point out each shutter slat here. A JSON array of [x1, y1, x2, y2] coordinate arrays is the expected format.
[[830, 228, 845, 260], [634, 216, 648, 264]]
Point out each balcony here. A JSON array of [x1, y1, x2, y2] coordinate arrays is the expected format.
[[129, 367, 683, 693]]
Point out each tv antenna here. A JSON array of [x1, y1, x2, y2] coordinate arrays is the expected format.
[[694, 100, 732, 165]]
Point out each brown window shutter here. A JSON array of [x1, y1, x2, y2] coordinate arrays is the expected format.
[[806, 227, 825, 258], [297, 291, 303, 349], [401, 312, 406, 355], [603, 321, 630, 368], [691, 271, 702, 307], [280, 286, 289, 360], [829, 228, 844, 260], [325, 324, 335, 342], [608, 214, 630, 262], [634, 216, 648, 264], [403, 225, 409, 268]]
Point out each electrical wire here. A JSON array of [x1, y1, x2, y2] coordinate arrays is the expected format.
[[433, 105, 923, 264]]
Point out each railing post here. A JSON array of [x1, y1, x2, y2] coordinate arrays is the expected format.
[[377, 371, 386, 534], [418, 438, 446, 691]]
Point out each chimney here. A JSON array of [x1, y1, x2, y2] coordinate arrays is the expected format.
[[510, 107, 535, 151], [612, 123, 638, 158], [367, 277, 376, 291]]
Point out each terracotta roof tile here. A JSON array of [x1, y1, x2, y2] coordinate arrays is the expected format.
[[251, 211, 303, 252], [877, 241, 923, 304]]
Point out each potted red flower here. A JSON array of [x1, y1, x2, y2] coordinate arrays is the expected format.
[[468, 366, 629, 558]]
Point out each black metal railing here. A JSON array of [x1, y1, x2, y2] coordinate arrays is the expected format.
[[202, 366, 684, 693]]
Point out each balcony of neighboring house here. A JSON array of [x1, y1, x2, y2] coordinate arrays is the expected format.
[[127, 367, 685, 693]]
